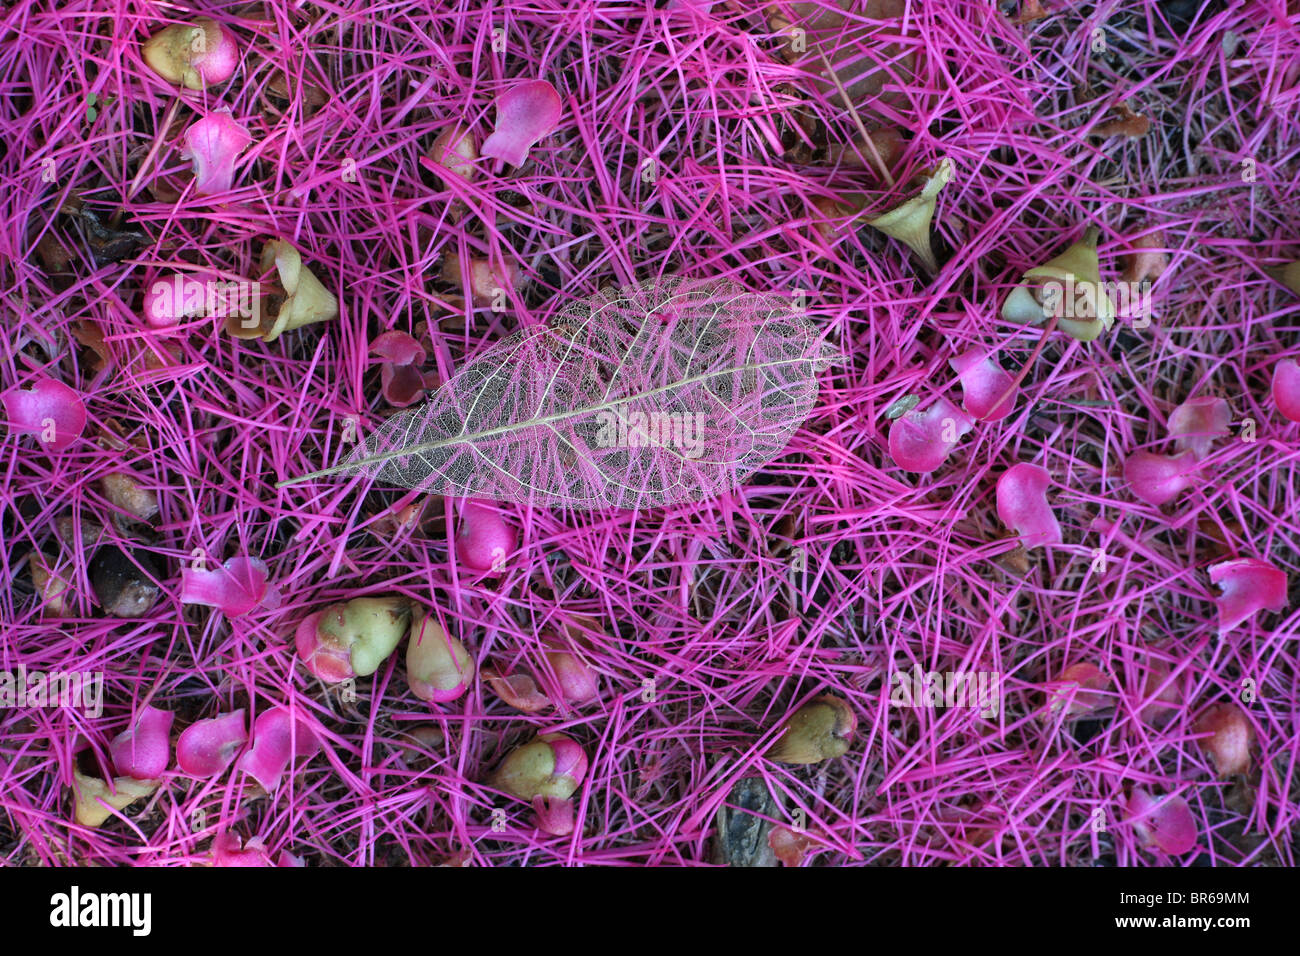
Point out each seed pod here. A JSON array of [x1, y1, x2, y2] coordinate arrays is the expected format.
[[490, 733, 587, 801], [1001, 227, 1116, 341], [406, 611, 474, 702], [71, 771, 158, 827], [226, 239, 339, 343], [768, 694, 855, 764], [296, 596, 413, 682], [90, 545, 161, 618], [142, 18, 239, 91], [866, 158, 953, 272]]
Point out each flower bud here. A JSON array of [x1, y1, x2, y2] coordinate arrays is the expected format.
[[768, 694, 855, 764], [110, 705, 175, 780], [490, 733, 587, 801], [1001, 227, 1116, 341], [1273, 358, 1300, 423], [143, 18, 239, 91], [296, 595, 413, 683], [406, 610, 474, 702], [532, 795, 575, 836], [543, 642, 599, 705], [454, 500, 516, 574]]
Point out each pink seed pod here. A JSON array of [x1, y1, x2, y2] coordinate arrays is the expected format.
[[176, 710, 248, 777], [948, 348, 1016, 421], [422, 123, 478, 184], [237, 708, 319, 792], [181, 109, 251, 196], [1045, 662, 1111, 717], [406, 610, 475, 703], [1127, 788, 1197, 856], [110, 705, 176, 781], [484, 669, 552, 712], [996, 463, 1062, 549], [490, 733, 588, 801], [143, 18, 239, 90], [141, 271, 219, 329], [1123, 449, 1197, 506], [1167, 396, 1230, 460], [532, 795, 575, 837], [479, 79, 563, 167], [454, 500, 517, 574], [888, 396, 973, 473], [2, 375, 87, 452], [370, 331, 429, 407], [295, 596, 413, 683], [1193, 703, 1254, 777], [1273, 358, 1300, 423], [542, 642, 599, 705], [212, 832, 273, 867], [181, 556, 280, 617], [1208, 557, 1288, 634]]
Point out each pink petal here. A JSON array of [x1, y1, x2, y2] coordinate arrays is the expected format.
[[1127, 788, 1197, 855], [110, 705, 175, 780], [1123, 449, 1197, 506], [295, 610, 353, 683], [181, 108, 251, 196], [532, 795, 575, 837], [1273, 359, 1300, 423], [1208, 558, 1288, 634], [1046, 662, 1110, 717], [180, 556, 276, 617], [455, 500, 517, 574], [1167, 396, 1230, 459], [237, 708, 319, 792], [176, 709, 248, 777], [949, 348, 1016, 421], [996, 463, 1062, 548], [277, 849, 306, 867], [142, 271, 220, 329], [370, 330, 426, 366], [212, 832, 273, 867], [888, 396, 973, 473], [2, 375, 87, 452], [380, 363, 427, 407], [479, 80, 562, 167], [545, 734, 588, 788]]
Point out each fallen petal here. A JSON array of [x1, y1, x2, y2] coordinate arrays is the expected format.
[[479, 79, 563, 167], [1168, 396, 1230, 460], [176, 709, 248, 777], [1123, 449, 1197, 506], [949, 347, 1016, 421], [181, 108, 251, 196], [1046, 662, 1111, 717], [1127, 788, 1197, 855], [180, 556, 277, 617], [237, 708, 319, 792], [1272, 358, 1300, 423], [2, 375, 87, 452], [109, 705, 175, 780], [1208, 558, 1288, 634], [996, 463, 1062, 548], [532, 795, 575, 837], [212, 832, 273, 867], [1193, 703, 1254, 777], [484, 669, 552, 712], [888, 396, 973, 473]]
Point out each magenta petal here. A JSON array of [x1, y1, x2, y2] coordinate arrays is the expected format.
[[1167, 396, 1230, 459], [1123, 449, 1197, 506], [1208, 558, 1288, 634], [1127, 789, 1197, 855], [996, 463, 1062, 548], [370, 331, 426, 366], [180, 556, 273, 617], [888, 397, 973, 474], [532, 795, 575, 837], [1273, 359, 1300, 423], [192, 22, 239, 86], [237, 708, 319, 792], [479, 80, 562, 167], [182, 108, 251, 196], [2, 376, 87, 452], [212, 832, 273, 867], [949, 348, 1016, 421], [380, 363, 426, 407], [110, 705, 175, 780], [176, 709, 248, 777]]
